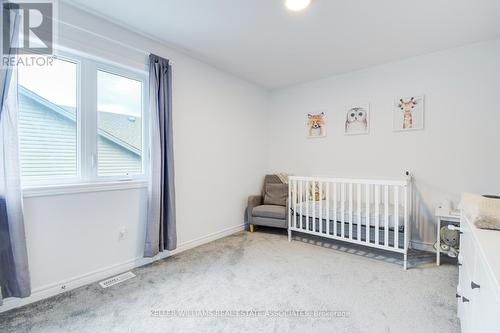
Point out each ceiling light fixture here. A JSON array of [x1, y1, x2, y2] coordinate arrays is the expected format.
[[285, 0, 311, 12]]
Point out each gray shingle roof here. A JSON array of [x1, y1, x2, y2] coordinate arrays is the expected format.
[[98, 111, 142, 154], [19, 85, 142, 155]]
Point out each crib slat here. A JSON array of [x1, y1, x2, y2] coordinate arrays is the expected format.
[[297, 180, 303, 228], [312, 182, 316, 232], [293, 180, 297, 228], [341, 183, 346, 238], [333, 183, 338, 237], [296, 180, 300, 229], [375, 185, 380, 245], [349, 183, 353, 240], [404, 185, 408, 252], [394, 185, 399, 249], [384, 185, 389, 247], [365, 184, 370, 243], [289, 180, 292, 229], [305, 181, 311, 230], [326, 183, 330, 235], [319, 181, 323, 234], [357, 184, 361, 241], [300, 181, 308, 229]]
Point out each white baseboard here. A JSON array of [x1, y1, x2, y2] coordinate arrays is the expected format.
[[0, 224, 244, 313], [169, 224, 245, 255]]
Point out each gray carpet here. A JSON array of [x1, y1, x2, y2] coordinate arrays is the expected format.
[[0, 229, 460, 333]]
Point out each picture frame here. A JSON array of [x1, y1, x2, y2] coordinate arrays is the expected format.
[[393, 95, 425, 131], [307, 112, 326, 138], [344, 104, 370, 135]]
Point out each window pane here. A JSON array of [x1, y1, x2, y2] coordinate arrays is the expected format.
[[18, 58, 78, 181], [97, 70, 143, 176]]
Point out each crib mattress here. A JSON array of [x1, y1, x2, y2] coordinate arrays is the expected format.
[[292, 200, 405, 229]]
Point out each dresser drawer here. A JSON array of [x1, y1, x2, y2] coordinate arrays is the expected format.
[[457, 263, 473, 333], [458, 222, 475, 277], [469, 253, 500, 333]]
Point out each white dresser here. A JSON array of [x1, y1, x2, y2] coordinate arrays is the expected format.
[[457, 194, 500, 333]]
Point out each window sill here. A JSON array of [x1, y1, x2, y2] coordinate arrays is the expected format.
[[23, 180, 148, 198]]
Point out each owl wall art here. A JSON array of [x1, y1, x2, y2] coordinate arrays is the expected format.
[[345, 105, 369, 135]]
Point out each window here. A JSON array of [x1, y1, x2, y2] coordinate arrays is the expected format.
[[18, 58, 79, 181], [97, 70, 143, 177], [17, 51, 147, 186]]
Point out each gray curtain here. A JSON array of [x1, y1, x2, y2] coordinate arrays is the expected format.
[[144, 54, 177, 257], [0, 5, 31, 304]]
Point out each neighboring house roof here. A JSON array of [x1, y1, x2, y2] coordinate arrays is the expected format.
[[18, 85, 142, 178], [19, 85, 142, 156], [98, 111, 142, 154]]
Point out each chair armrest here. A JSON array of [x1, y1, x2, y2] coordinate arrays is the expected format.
[[247, 195, 263, 208], [246, 195, 263, 226]]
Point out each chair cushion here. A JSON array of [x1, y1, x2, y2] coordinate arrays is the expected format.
[[252, 205, 286, 220], [263, 183, 288, 206]]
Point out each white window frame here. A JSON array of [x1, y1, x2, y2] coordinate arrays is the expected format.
[[19, 48, 149, 190], [89, 60, 149, 182]]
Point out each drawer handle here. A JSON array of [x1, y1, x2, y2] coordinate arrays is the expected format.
[[471, 281, 480, 290], [456, 293, 461, 298], [462, 296, 470, 303]]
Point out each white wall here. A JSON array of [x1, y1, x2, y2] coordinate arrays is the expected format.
[[267, 39, 500, 247], [1, 3, 269, 311]]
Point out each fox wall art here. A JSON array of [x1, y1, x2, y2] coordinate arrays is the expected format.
[[307, 112, 326, 138]]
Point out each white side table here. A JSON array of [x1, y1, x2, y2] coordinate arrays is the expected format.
[[435, 207, 461, 266]]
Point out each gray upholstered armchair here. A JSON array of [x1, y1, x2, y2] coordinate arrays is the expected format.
[[246, 175, 289, 232]]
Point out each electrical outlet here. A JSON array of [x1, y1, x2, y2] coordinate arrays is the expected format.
[[118, 228, 127, 241]]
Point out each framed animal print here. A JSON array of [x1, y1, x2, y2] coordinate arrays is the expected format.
[[345, 105, 369, 135], [393, 95, 425, 131], [307, 112, 326, 138]]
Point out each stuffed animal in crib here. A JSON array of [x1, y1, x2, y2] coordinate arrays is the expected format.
[[434, 226, 460, 258], [308, 182, 326, 201]]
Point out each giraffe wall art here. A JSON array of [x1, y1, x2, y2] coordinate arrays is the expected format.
[[393, 95, 425, 131]]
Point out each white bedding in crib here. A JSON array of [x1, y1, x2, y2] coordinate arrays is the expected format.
[[292, 200, 405, 229]]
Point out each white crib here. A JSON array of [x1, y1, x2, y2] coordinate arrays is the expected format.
[[288, 174, 412, 269]]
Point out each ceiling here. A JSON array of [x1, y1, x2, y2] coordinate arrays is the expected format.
[[65, 0, 500, 89]]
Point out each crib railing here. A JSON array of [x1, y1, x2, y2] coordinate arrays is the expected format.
[[288, 175, 412, 269]]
